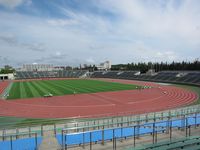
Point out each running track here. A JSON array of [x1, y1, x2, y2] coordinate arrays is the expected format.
[[0, 79, 198, 118]]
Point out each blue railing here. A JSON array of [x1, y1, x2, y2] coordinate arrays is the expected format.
[[0, 134, 42, 150], [58, 114, 200, 148]]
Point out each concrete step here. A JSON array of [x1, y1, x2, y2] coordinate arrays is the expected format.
[[39, 130, 61, 150]]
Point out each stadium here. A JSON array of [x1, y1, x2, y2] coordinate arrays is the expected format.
[[0, 72, 199, 118], [0, 0, 200, 150], [0, 68, 200, 150]]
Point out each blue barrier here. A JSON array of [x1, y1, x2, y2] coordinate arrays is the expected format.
[[1, 115, 199, 149], [57, 127, 165, 145], [58, 114, 200, 146], [0, 137, 42, 150]]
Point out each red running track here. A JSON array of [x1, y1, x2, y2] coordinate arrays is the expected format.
[[0, 81, 10, 95], [0, 79, 198, 119]]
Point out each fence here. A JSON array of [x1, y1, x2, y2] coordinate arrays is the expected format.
[[0, 132, 41, 150], [60, 114, 200, 149], [0, 104, 200, 150], [1, 104, 200, 140]]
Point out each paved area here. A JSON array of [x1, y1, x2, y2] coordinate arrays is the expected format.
[[39, 130, 61, 150]]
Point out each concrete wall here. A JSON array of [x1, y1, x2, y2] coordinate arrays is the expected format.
[[0, 73, 14, 80]]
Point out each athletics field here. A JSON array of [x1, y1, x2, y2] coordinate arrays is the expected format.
[[7, 79, 138, 99]]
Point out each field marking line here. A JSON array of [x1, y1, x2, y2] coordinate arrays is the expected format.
[[1, 99, 115, 108], [127, 94, 165, 104]]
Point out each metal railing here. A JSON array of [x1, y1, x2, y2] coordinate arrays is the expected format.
[[1, 104, 200, 139]]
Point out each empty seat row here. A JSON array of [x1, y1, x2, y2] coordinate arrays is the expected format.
[[127, 136, 200, 150], [91, 71, 200, 85], [15, 70, 88, 79]]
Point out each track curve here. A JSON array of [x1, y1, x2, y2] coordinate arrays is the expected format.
[[0, 79, 198, 118]]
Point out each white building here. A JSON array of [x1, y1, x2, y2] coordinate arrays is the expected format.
[[20, 64, 54, 71], [0, 73, 15, 80], [97, 61, 111, 70]]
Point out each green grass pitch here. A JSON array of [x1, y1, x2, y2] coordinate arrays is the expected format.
[[7, 79, 138, 100]]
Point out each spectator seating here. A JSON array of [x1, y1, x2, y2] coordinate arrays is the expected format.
[[127, 136, 200, 150], [15, 70, 88, 79], [91, 71, 200, 86]]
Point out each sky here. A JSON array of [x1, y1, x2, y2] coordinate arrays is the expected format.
[[0, 0, 200, 67]]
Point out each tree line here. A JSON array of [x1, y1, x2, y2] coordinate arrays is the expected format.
[[111, 59, 200, 73], [0, 65, 15, 74]]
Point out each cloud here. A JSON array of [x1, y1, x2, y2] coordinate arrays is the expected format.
[[34, 52, 69, 64], [47, 19, 79, 26], [55, 51, 61, 56], [155, 51, 178, 62], [0, 34, 17, 45], [22, 43, 46, 52], [97, 0, 200, 43], [47, 4, 114, 36], [0, 56, 9, 63], [85, 58, 95, 64], [0, 0, 199, 67], [0, 0, 26, 8], [89, 44, 106, 51], [0, 34, 46, 52]]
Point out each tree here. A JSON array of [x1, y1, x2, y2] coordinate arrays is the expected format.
[[111, 59, 200, 72], [0, 65, 15, 74]]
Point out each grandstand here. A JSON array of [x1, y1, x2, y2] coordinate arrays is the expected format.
[[128, 136, 200, 150], [91, 71, 200, 86], [15, 68, 200, 86], [15, 70, 89, 79], [91, 71, 140, 79]]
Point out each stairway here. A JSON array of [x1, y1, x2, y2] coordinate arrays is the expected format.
[[39, 130, 61, 150]]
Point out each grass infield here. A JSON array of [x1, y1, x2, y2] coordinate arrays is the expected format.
[[7, 79, 138, 100]]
